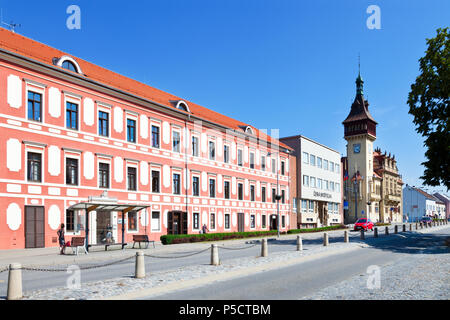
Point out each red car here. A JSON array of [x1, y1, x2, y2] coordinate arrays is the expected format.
[[354, 218, 374, 231]]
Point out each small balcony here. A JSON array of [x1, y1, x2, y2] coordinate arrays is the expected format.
[[385, 193, 401, 203]]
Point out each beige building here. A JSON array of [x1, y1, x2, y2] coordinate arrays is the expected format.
[[342, 73, 403, 223]]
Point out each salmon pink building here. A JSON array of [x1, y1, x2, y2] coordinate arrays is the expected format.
[[0, 28, 295, 250]]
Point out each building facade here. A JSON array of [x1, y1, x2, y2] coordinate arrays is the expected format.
[[433, 193, 450, 220], [280, 135, 343, 228], [0, 28, 295, 250], [403, 185, 446, 221], [342, 72, 403, 224]]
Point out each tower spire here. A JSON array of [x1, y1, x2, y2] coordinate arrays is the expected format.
[[356, 54, 364, 96]]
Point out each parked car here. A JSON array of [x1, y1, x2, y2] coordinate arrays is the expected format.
[[420, 216, 433, 224], [354, 218, 374, 231]]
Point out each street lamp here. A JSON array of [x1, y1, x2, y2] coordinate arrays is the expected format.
[[267, 152, 280, 238]]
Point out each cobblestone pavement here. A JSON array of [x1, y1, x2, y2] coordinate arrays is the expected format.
[[303, 252, 450, 300], [19, 242, 360, 300]]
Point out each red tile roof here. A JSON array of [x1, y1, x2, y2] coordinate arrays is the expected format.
[[0, 28, 291, 151]]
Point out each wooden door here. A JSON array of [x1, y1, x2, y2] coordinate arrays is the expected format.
[[238, 213, 245, 232], [25, 206, 45, 248]]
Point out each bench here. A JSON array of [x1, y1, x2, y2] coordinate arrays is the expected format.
[[66, 237, 88, 255], [88, 242, 127, 251], [132, 235, 155, 249]]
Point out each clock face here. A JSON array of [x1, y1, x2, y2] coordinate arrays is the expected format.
[[353, 143, 361, 154]]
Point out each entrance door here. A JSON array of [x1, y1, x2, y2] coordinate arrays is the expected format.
[[238, 213, 245, 232], [270, 214, 278, 231], [25, 206, 45, 248], [167, 211, 187, 235], [96, 211, 113, 244]]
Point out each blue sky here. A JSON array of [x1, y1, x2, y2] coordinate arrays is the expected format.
[[1, 0, 448, 194]]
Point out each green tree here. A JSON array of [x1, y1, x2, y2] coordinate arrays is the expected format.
[[407, 27, 450, 190]]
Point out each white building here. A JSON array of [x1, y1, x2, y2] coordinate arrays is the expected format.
[[280, 135, 343, 228], [403, 185, 445, 222]]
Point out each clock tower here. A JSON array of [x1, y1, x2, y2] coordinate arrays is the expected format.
[[343, 72, 378, 223]]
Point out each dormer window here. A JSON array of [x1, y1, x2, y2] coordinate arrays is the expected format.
[[245, 126, 253, 135], [54, 56, 83, 74], [172, 100, 190, 112]]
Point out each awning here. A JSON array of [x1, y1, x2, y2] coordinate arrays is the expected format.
[[68, 202, 150, 213]]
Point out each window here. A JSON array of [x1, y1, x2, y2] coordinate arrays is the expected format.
[[272, 188, 276, 203], [330, 181, 335, 192], [127, 119, 136, 143], [238, 183, 244, 200], [173, 173, 181, 194], [62, 60, 78, 72], [301, 200, 307, 212], [309, 201, 314, 213], [281, 161, 285, 175], [66, 210, 76, 232], [272, 159, 276, 173], [98, 111, 109, 137], [66, 158, 78, 185], [128, 212, 137, 231], [281, 190, 285, 204], [323, 160, 329, 171], [317, 178, 322, 190], [250, 152, 255, 169], [334, 203, 339, 213], [209, 141, 215, 160], [27, 152, 42, 182], [151, 212, 160, 232], [310, 155, 316, 166], [209, 179, 216, 198], [238, 149, 243, 166], [66, 102, 78, 130], [224, 181, 230, 199], [99, 163, 110, 188], [250, 185, 255, 201], [303, 175, 309, 187], [192, 176, 200, 196], [261, 156, 266, 171], [250, 215, 255, 228], [210, 213, 216, 229], [310, 177, 316, 188], [262, 215, 266, 229], [151, 125, 160, 148], [262, 186, 266, 202], [192, 136, 199, 157], [330, 162, 335, 172], [317, 157, 322, 169], [127, 167, 137, 191], [324, 180, 329, 191], [335, 163, 340, 173], [193, 213, 199, 230], [172, 131, 180, 153], [224, 145, 229, 163], [282, 215, 286, 228], [28, 91, 42, 122], [151, 170, 160, 193], [225, 214, 230, 229], [303, 152, 309, 164], [328, 203, 333, 213]]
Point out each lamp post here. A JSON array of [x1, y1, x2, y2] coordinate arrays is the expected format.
[[268, 152, 280, 238]]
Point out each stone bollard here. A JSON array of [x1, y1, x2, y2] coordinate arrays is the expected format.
[[211, 244, 220, 265], [323, 233, 329, 246], [211, 244, 220, 266], [402, 224, 406, 232], [394, 225, 398, 234], [409, 224, 412, 231], [385, 226, 389, 235], [344, 230, 349, 243], [374, 227, 378, 238], [135, 251, 145, 279], [360, 229, 365, 240], [420, 222, 423, 229], [416, 223, 418, 230], [296, 235, 303, 251], [7, 263, 22, 300], [261, 239, 268, 257]]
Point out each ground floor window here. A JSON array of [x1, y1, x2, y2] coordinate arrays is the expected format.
[[282, 215, 286, 228], [262, 214, 267, 229], [151, 212, 160, 232], [224, 214, 230, 229], [66, 209, 76, 232], [250, 214, 255, 228], [210, 213, 216, 230], [193, 213, 199, 230], [128, 212, 137, 231]]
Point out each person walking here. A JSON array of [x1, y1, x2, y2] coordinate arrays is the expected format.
[[57, 223, 66, 255], [202, 224, 209, 234]]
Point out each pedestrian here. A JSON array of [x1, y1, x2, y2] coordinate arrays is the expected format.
[[202, 224, 209, 234], [57, 223, 66, 255]]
